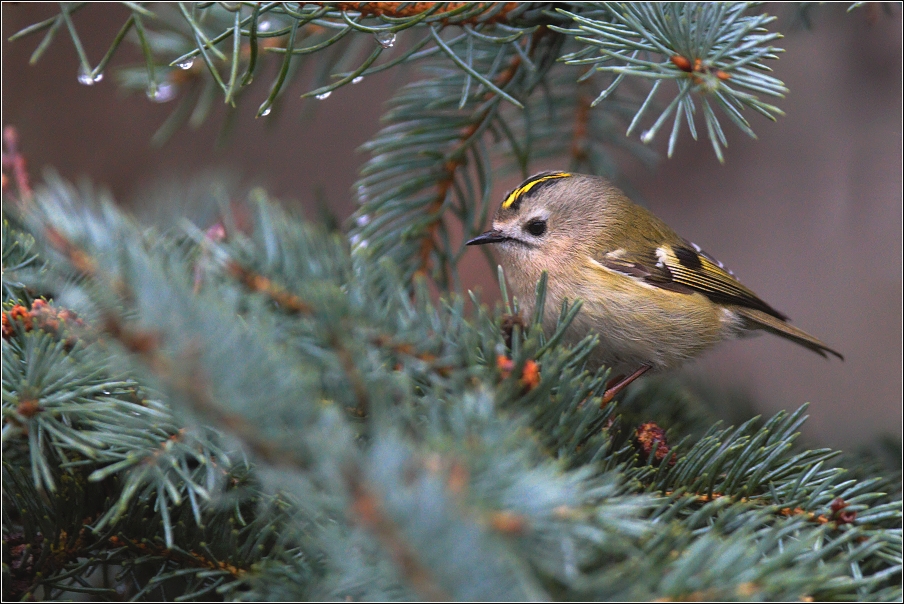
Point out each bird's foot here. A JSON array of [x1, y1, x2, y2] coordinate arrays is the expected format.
[[600, 364, 652, 407]]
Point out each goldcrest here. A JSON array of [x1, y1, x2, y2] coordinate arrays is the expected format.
[[466, 171, 842, 403]]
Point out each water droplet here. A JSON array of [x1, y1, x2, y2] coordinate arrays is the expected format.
[[640, 130, 654, 144], [352, 76, 364, 84], [176, 59, 194, 70], [315, 91, 332, 100], [349, 234, 369, 249], [355, 213, 371, 226], [356, 185, 369, 204], [77, 66, 103, 86], [260, 106, 272, 117], [147, 82, 178, 103], [374, 31, 396, 48], [258, 19, 272, 32]]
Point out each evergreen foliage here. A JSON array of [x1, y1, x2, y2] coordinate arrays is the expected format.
[[3, 2, 901, 602]]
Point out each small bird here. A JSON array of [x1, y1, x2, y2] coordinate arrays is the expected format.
[[466, 171, 843, 405]]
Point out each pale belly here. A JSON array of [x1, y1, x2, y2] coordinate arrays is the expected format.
[[515, 270, 741, 373]]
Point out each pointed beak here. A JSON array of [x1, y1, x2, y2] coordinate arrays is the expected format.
[[466, 229, 509, 246]]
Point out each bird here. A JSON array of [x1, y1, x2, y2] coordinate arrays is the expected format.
[[466, 171, 843, 405]]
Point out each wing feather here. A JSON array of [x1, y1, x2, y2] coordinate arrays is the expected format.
[[599, 242, 787, 320]]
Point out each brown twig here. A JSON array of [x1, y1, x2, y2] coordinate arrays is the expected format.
[[118, 317, 444, 600], [347, 472, 450, 601], [107, 534, 246, 577], [371, 334, 456, 377], [309, 2, 520, 24], [39, 223, 299, 464], [221, 260, 371, 414], [664, 490, 833, 525], [25, 196, 462, 602], [331, 331, 372, 417], [224, 260, 314, 314], [103, 305, 314, 474], [2, 125, 33, 202], [415, 152, 474, 280], [415, 27, 548, 279], [570, 88, 592, 166]]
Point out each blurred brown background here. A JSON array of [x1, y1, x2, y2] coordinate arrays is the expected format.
[[3, 3, 901, 450]]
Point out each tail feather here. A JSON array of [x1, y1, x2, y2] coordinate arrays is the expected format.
[[735, 308, 844, 361]]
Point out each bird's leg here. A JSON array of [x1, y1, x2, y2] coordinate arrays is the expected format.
[[600, 364, 652, 407]]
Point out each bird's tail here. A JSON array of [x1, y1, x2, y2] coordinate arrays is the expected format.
[[735, 307, 844, 360]]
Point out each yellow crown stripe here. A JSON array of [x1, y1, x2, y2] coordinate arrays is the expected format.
[[501, 172, 571, 209]]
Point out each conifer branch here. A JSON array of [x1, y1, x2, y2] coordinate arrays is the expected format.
[[553, 2, 788, 161], [5, 180, 901, 599], [4, 4, 902, 599], [346, 472, 450, 601], [2, 126, 33, 202], [308, 2, 522, 25], [352, 25, 558, 284], [8, 3, 793, 160]]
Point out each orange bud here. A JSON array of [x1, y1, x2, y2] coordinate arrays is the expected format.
[[496, 354, 514, 378], [447, 462, 469, 494], [670, 55, 693, 72], [520, 360, 540, 390], [17, 399, 43, 418], [489, 510, 526, 534]]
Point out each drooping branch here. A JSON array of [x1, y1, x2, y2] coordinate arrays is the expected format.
[[309, 2, 522, 24]]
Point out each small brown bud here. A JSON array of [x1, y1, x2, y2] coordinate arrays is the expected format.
[[500, 313, 526, 350], [671, 55, 693, 72], [496, 355, 540, 392], [8, 305, 33, 331], [634, 422, 675, 466], [830, 497, 857, 524], [17, 399, 43, 418], [836, 509, 857, 524], [447, 462, 469, 494], [496, 355, 514, 379], [520, 360, 540, 390], [489, 510, 526, 534]]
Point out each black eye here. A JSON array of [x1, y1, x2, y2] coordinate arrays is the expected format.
[[525, 219, 547, 236]]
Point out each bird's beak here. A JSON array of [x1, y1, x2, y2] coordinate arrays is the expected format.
[[466, 229, 509, 246]]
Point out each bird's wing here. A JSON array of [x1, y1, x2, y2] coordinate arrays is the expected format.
[[597, 240, 788, 320]]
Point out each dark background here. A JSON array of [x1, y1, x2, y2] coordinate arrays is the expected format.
[[3, 3, 901, 450]]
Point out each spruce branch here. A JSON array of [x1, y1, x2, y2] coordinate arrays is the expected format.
[[4, 175, 901, 600], [2, 126, 34, 203], [497, 63, 656, 185], [553, 2, 788, 161], [9, 3, 802, 159], [308, 2, 523, 24], [1, 221, 44, 305], [5, 3, 901, 599], [7, 3, 551, 141], [8, 178, 644, 593], [350, 25, 561, 285]]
